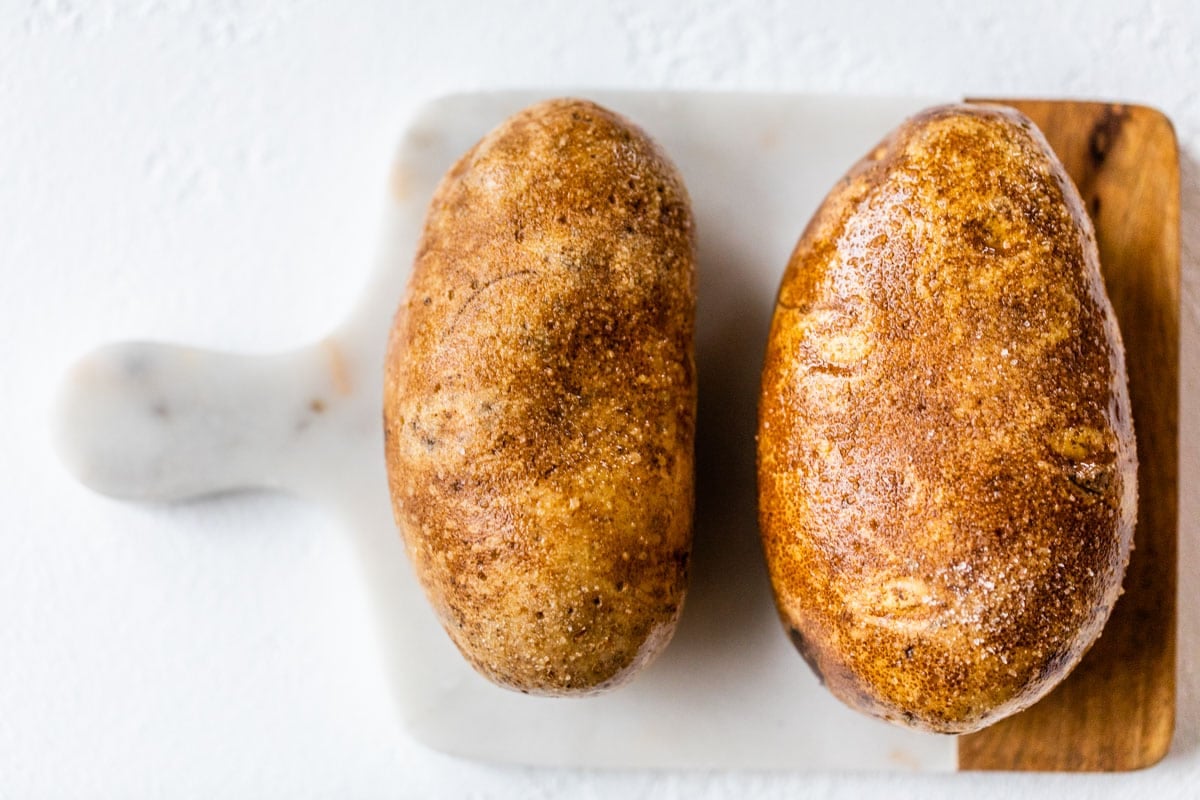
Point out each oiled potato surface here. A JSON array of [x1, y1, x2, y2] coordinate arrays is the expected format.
[[758, 104, 1136, 732], [385, 99, 696, 695]]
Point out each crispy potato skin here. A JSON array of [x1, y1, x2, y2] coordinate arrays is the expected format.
[[384, 99, 696, 695], [757, 104, 1137, 733]]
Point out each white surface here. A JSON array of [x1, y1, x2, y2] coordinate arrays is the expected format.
[[3, 0, 1198, 797], [52, 91, 959, 771]]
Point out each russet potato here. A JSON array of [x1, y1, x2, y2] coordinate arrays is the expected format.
[[757, 104, 1137, 733], [385, 99, 696, 695]]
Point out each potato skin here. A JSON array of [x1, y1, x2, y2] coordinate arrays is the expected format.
[[384, 99, 696, 695], [757, 104, 1136, 733]]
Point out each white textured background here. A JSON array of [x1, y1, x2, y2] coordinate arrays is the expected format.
[[3, 0, 1198, 797]]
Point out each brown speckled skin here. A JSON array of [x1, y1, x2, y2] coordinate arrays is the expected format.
[[757, 104, 1137, 733], [384, 99, 696, 696]]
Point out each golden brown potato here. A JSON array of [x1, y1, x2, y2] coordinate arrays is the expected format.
[[384, 99, 696, 695], [757, 104, 1137, 733]]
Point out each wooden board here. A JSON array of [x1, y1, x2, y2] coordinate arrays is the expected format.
[[958, 100, 1180, 771]]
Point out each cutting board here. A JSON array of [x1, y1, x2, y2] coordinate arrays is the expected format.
[[53, 94, 1178, 772], [957, 99, 1179, 772]]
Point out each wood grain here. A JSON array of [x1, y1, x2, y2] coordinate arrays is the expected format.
[[957, 100, 1179, 771]]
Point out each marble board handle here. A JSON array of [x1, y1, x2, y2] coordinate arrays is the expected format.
[[53, 338, 378, 502]]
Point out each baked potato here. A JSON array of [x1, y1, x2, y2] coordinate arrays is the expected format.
[[757, 104, 1137, 732], [384, 98, 697, 695]]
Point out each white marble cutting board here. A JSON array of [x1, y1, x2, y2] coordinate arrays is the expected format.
[[53, 92, 960, 771]]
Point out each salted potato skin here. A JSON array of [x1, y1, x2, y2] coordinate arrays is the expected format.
[[384, 99, 696, 695], [757, 104, 1137, 733]]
